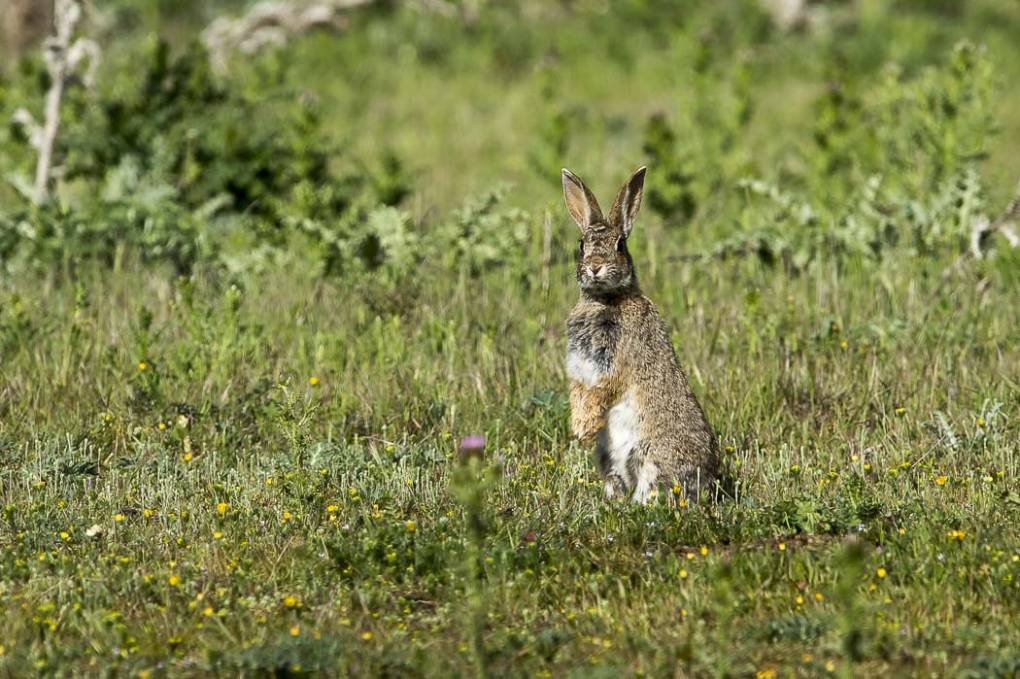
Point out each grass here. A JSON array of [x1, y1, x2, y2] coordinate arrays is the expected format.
[[1, 0, 1020, 676], [1, 245, 1017, 675]]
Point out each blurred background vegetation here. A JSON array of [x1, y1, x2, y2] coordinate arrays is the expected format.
[[2, 0, 1019, 278], [1, 1, 1018, 676]]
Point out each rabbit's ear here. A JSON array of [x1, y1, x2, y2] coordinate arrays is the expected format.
[[609, 166, 646, 237], [562, 168, 603, 231]]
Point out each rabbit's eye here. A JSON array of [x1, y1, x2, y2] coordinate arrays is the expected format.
[[616, 237, 625, 252], [578, 240, 584, 256]]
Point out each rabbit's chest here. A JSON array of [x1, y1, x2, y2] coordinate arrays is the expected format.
[[566, 312, 620, 387], [565, 347, 605, 387]]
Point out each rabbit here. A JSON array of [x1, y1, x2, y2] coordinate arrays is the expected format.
[[562, 166, 720, 504]]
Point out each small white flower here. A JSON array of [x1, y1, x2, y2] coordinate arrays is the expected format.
[[85, 524, 103, 538]]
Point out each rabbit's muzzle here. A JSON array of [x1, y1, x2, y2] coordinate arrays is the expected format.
[[578, 262, 632, 293]]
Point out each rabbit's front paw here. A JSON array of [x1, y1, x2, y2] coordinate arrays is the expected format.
[[604, 474, 626, 499], [569, 384, 604, 441]]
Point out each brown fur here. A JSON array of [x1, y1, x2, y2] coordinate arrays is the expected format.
[[563, 166, 720, 501], [569, 376, 620, 444]]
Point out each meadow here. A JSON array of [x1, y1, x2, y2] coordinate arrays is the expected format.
[[0, 1, 1018, 676]]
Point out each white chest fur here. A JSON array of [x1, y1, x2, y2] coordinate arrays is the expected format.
[[565, 348, 603, 388], [600, 391, 640, 481]]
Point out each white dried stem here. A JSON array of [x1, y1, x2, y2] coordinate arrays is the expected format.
[[12, 108, 44, 150], [30, 0, 99, 205], [760, 0, 807, 30], [970, 192, 1020, 259], [66, 37, 102, 87], [203, 0, 378, 72]]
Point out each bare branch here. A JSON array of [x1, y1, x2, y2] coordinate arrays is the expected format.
[[26, 0, 99, 205], [971, 187, 1020, 259], [202, 0, 379, 72]]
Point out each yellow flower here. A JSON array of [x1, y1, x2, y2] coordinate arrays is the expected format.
[[894, 406, 906, 415], [825, 660, 836, 672], [699, 545, 709, 557], [405, 520, 417, 533], [814, 592, 824, 602], [976, 416, 986, 427], [283, 595, 299, 609], [138, 362, 148, 371], [839, 339, 848, 350], [282, 511, 293, 522], [158, 421, 167, 431], [935, 476, 948, 486], [756, 670, 777, 679], [182, 453, 193, 463], [678, 569, 688, 579], [326, 504, 339, 514], [290, 625, 300, 637], [876, 567, 887, 579], [202, 606, 215, 617], [59, 531, 70, 541], [795, 595, 804, 606], [168, 575, 180, 587], [947, 529, 966, 541], [143, 508, 155, 518], [113, 513, 126, 523], [216, 502, 229, 515], [360, 631, 373, 641], [212, 531, 224, 540], [778, 542, 786, 552], [308, 376, 320, 386]]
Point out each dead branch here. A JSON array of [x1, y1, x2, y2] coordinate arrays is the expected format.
[[202, 0, 481, 72], [202, 0, 379, 73], [13, 0, 100, 205], [970, 189, 1020, 259]]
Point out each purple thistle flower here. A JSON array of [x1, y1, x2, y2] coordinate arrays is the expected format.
[[458, 434, 486, 460]]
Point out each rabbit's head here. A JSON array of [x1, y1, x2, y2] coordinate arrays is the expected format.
[[562, 166, 646, 295]]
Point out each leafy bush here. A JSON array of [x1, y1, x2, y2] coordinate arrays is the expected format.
[[643, 41, 1000, 271], [0, 39, 403, 275]]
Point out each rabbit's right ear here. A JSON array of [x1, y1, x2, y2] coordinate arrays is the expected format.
[[562, 169, 603, 231]]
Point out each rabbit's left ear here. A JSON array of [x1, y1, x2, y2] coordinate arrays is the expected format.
[[609, 166, 646, 237]]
